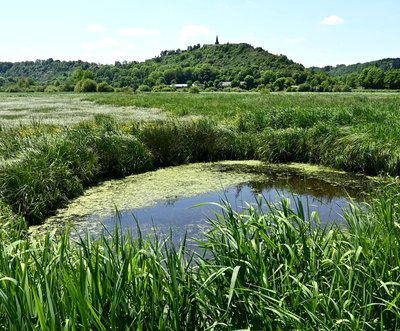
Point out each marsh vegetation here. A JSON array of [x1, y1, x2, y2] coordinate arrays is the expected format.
[[1, 92, 400, 329]]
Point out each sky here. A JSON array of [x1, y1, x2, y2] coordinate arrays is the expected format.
[[0, 0, 399, 67]]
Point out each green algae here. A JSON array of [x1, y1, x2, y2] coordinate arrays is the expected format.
[[30, 160, 380, 236]]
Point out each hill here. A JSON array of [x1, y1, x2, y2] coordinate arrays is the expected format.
[[0, 43, 305, 91], [311, 58, 400, 76], [149, 43, 304, 74], [0, 43, 398, 92], [0, 59, 99, 84]]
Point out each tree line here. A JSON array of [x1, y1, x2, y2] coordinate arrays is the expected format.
[[0, 43, 399, 93]]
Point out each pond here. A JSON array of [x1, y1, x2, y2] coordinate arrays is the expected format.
[[34, 161, 378, 243]]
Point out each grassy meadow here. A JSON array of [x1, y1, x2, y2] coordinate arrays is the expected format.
[[1, 91, 400, 329]]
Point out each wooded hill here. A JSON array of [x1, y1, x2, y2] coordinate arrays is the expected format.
[[312, 58, 400, 76], [0, 42, 399, 92]]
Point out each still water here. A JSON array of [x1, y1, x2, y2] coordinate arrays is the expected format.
[[102, 182, 352, 244], [38, 161, 376, 241]]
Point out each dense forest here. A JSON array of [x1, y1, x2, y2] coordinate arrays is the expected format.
[[0, 42, 399, 92]]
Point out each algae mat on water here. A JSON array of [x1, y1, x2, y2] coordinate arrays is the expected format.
[[31, 160, 378, 236]]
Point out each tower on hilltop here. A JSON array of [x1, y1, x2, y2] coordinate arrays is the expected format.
[[215, 35, 219, 45]]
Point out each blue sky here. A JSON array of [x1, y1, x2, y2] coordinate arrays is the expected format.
[[1, 0, 399, 67]]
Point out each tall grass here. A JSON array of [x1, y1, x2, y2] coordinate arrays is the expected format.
[[1, 92, 400, 329], [0, 116, 154, 224], [137, 119, 256, 166], [0, 116, 261, 224], [86, 92, 400, 176], [198, 191, 400, 329], [0, 192, 399, 329]]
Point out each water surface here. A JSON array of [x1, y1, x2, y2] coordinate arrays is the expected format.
[[36, 161, 377, 241]]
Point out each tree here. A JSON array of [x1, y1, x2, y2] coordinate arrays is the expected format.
[[359, 67, 385, 89], [384, 69, 400, 89], [273, 77, 294, 91], [259, 70, 275, 85], [345, 72, 359, 89], [273, 77, 286, 91], [72, 68, 94, 83], [244, 75, 255, 89], [292, 71, 308, 85]]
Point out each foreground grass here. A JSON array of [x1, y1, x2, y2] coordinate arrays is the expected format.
[[0, 193, 399, 330], [1, 93, 400, 329]]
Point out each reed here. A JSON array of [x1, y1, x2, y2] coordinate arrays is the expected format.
[[0, 116, 154, 224], [0, 193, 399, 329]]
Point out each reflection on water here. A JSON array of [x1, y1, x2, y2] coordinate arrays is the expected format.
[[100, 179, 356, 246], [36, 161, 378, 242]]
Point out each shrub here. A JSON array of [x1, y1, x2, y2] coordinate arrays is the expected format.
[[189, 86, 201, 94], [152, 84, 174, 92], [97, 82, 114, 92], [4, 85, 22, 93], [136, 85, 151, 93], [75, 79, 98, 92], [298, 83, 312, 92], [44, 85, 59, 93]]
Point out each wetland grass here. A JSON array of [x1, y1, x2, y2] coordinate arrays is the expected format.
[[0, 116, 154, 224], [1, 93, 400, 329], [2, 93, 400, 224], [0, 196, 399, 329]]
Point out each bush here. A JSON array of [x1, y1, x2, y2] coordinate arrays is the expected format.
[[75, 79, 98, 92], [136, 85, 151, 93], [298, 83, 312, 92], [97, 82, 114, 92], [152, 84, 174, 92], [259, 87, 271, 94], [4, 85, 22, 93], [189, 86, 201, 94], [115, 86, 134, 93], [44, 85, 60, 93]]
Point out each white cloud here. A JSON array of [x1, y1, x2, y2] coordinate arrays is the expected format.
[[81, 38, 119, 50], [284, 37, 306, 44], [179, 25, 210, 39], [321, 15, 344, 25], [120, 28, 160, 37], [87, 24, 106, 32]]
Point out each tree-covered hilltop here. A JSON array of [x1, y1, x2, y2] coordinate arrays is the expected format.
[[146, 43, 304, 77], [0, 42, 399, 92]]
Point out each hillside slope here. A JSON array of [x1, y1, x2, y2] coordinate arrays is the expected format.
[[0, 43, 304, 87], [312, 58, 400, 76]]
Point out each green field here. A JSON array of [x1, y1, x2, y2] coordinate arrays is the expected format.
[[1, 92, 400, 330]]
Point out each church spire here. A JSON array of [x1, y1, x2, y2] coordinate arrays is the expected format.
[[215, 35, 219, 45]]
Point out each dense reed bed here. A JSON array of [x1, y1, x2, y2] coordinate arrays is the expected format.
[[1, 92, 400, 329], [2, 92, 400, 224], [0, 193, 399, 330]]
